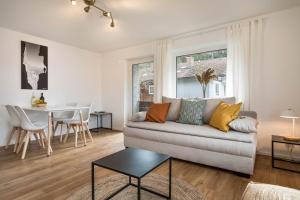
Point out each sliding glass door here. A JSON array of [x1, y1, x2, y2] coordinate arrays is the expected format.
[[132, 61, 154, 114]]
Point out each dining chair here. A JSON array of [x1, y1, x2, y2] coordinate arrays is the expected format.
[[15, 106, 49, 159], [5, 105, 22, 152], [53, 102, 78, 142], [63, 104, 93, 147]]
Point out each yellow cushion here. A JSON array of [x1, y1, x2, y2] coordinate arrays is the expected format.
[[209, 101, 242, 132]]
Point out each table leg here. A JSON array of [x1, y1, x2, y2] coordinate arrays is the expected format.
[[47, 111, 53, 156], [169, 158, 172, 199], [100, 115, 103, 129], [110, 113, 113, 130], [137, 178, 141, 200], [92, 163, 95, 200], [272, 141, 274, 168]]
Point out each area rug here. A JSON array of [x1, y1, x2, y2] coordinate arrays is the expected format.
[[68, 173, 205, 200]]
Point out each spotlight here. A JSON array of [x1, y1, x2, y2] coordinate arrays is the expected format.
[[71, 0, 77, 6], [84, 6, 90, 13], [103, 12, 111, 17], [110, 20, 115, 28]]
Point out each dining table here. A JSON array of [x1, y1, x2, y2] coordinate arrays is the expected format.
[[23, 105, 89, 156]]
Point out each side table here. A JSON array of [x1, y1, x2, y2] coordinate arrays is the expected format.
[[272, 135, 300, 173], [91, 112, 112, 131]]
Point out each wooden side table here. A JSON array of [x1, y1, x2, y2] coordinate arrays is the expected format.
[[272, 135, 300, 173]]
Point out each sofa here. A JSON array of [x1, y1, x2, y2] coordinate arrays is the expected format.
[[123, 97, 257, 175]]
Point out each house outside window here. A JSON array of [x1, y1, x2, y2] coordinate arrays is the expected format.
[[132, 61, 154, 113], [176, 49, 227, 98]]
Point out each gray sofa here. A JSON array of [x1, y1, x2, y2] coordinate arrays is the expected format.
[[124, 97, 257, 175]]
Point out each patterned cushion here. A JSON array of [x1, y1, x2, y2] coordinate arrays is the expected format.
[[177, 99, 206, 125]]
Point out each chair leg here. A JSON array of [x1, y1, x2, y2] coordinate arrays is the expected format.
[[59, 124, 63, 143], [81, 125, 87, 146], [5, 127, 16, 149], [63, 125, 70, 144], [13, 128, 21, 152], [79, 125, 84, 142], [16, 131, 27, 154], [34, 133, 42, 146], [53, 122, 59, 137], [41, 131, 52, 152], [39, 132, 45, 148], [75, 125, 79, 147], [85, 124, 93, 142], [21, 132, 31, 159]]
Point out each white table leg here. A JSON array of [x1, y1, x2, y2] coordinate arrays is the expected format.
[[47, 111, 53, 156]]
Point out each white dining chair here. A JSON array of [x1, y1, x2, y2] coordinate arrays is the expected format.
[[5, 105, 22, 152], [63, 104, 93, 147], [15, 106, 49, 159], [53, 103, 78, 142]]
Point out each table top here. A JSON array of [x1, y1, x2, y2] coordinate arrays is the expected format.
[[272, 135, 300, 145], [22, 105, 90, 112], [91, 112, 112, 116], [92, 148, 170, 178]]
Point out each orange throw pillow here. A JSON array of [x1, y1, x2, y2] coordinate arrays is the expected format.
[[145, 103, 171, 123]]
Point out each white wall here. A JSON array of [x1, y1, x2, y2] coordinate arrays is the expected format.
[[100, 6, 300, 156], [254, 6, 300, 155], [0, 27, 102, 146]]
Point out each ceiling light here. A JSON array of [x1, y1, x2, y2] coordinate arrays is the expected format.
[[71, 0, 77, 6], [73, 0, 115, 28]]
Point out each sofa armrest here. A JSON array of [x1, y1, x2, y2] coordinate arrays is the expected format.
[[239, 111, 257, 119]]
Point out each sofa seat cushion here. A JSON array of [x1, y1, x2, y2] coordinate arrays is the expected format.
[[126, 121, 256, 143], [124, 126, 256, 158]]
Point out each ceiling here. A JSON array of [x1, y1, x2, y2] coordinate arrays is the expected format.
[[0, 0, 299, 53]]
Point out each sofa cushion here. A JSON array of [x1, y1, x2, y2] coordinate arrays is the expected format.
[[126, 121, 255, 143], [162, 96, 181, 121], [177, 99, 206, 125], [209, 102, 242, 132], [229, 116, 258, 133], [124, 126, 256, 158], [203, 97, 236, 124], [145, 103, 170, 123]]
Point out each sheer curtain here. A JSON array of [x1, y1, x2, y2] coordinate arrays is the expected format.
[[226, 18, 264, 110], [153, 39, 173, 103]]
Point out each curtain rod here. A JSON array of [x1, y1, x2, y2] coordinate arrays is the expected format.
[[171, 14, 267, 41]]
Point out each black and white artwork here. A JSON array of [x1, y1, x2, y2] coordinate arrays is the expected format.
[[21, 41, 48, 90]]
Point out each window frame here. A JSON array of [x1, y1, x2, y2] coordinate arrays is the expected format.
[[175, 48, 227, 98]]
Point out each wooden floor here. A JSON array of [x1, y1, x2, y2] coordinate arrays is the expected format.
[[0, 130, 299, 200]]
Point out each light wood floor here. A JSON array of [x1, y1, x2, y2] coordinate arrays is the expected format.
[[0, 130, 299, 200]]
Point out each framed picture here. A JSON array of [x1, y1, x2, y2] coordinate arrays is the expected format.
[[21, 41, 48, 90]]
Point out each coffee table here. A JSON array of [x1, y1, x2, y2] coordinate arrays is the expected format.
[[91, 148, 172, 200]]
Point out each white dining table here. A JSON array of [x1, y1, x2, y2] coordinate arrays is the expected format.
[[23, 105, 89, 156]]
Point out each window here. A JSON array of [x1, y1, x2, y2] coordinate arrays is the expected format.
[[132, 61, 154, 113], [176, 49, 227, 98]]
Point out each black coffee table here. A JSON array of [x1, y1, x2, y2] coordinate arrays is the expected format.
[[91, 148, 172, 200]]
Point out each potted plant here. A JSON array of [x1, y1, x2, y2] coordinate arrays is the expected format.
[[195, 68, 216, 98]]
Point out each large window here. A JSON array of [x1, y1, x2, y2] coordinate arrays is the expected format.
[[132, 61, 154, 114], [176, 49, 227, 98]]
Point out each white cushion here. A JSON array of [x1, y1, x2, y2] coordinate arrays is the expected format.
[[203, 97, 236, 124], [131, 112, 147, 122], [162, 96, 181, 121], [229, 116, 258, 133]]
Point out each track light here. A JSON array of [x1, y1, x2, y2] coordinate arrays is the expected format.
[[72, 0, 115, 28], [71, 0, 77, 6], [84, 6, 90, 12]]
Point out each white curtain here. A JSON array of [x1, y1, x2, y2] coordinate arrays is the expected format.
[[153, 39, 173, 103], [226, 18, 263, 110]]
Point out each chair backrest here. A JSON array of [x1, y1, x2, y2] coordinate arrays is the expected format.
[[65, 102, 78, 119], [5, 105, 21, 127], [15, 106, 34, 130], [80, 104, 92, 123]]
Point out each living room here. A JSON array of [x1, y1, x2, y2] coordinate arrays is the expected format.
[[0, 0, 300, 200]]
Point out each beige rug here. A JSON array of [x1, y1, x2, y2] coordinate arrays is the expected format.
[[68, 173, 205, 200]]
